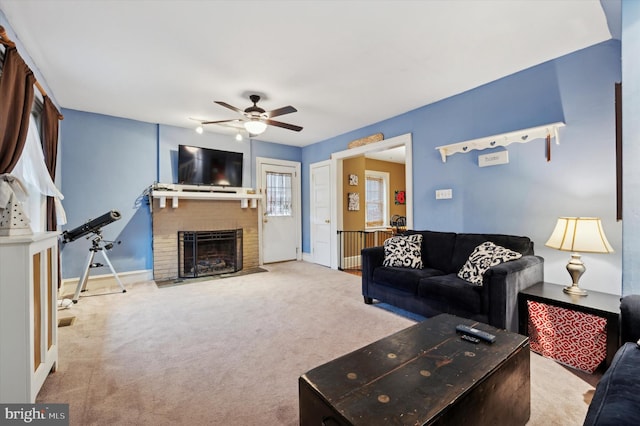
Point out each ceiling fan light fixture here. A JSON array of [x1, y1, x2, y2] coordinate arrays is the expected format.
[[244, 119, 267, 135], [210, 95, 301, 135], [195, 125, 204, 134]]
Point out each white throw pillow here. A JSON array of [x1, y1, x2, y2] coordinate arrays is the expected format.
[[383, 234, 423, 269]]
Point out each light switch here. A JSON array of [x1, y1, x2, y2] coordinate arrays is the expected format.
[[435, 189, 453, 200]]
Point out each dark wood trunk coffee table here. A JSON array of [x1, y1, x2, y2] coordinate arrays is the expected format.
[[299, 313, 530, 425]]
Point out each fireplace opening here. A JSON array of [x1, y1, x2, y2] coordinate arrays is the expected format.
[[178, 229, 243, 278]]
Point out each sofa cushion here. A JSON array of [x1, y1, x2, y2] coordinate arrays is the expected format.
[[417, 274, 483, 314], [451, 233, 533, 272], [457, 242, 523, 286], [583, 342, 640, 426], [383, 234, 423, 269], [403, 230, 457, 273], [373, 266, 445, 294]]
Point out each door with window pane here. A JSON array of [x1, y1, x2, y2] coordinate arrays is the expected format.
[[261, 164, 299, 263]]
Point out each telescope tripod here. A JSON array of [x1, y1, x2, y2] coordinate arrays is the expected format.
[[73, 232, 127, 303]]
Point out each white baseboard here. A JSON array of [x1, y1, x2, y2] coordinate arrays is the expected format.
[[60, 269, 153, 297]]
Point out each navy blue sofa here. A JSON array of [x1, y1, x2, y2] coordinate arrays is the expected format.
[[361, 230, 544, 332], [583, 294, 640, 425]]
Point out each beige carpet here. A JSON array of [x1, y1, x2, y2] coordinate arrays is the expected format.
[[40, 261, 597, 425]]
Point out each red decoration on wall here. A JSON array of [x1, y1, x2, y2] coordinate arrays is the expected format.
[[395, 190, 405, 205], [527, 301, 607, 373]]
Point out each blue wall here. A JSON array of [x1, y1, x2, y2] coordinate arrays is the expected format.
[[622, 0, 640, 295], [3, 4, 632, 296], [56, 40, 624, 295], [59, 40, 623, 294], [60, 110, 157, 279], [302, 40, 623, 295], [59, 114, 301, 279]]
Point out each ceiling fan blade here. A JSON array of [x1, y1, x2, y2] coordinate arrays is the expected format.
[[201, 118, 243, 125], [214, 101, 244, 114], [265, 105, 297, 118], [265, 119, 303, 132]]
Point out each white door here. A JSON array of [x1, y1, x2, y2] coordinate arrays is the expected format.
[[310, 161, 332, 267], [260, 162, 300, 263]]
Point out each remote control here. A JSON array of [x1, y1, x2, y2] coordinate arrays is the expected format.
[[460, 334, 480, 344], [456, 324, 496, 343]]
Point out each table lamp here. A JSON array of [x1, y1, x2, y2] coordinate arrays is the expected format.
[[545, 217, 613, 296]]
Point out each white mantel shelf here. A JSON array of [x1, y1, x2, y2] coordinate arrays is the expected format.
[[150, 184, 261, 209]]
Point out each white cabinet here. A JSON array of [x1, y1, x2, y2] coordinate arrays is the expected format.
[[0, 232, 59, 403]]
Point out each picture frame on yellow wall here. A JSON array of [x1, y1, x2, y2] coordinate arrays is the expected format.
[[349, 174, 358, 186], [348, 192, 359, 211]]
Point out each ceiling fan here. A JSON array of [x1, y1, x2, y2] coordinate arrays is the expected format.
[[200, 94, 303, 135]]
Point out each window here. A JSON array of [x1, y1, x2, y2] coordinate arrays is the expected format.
[[265, 171, 293, 217], [365, 170, 389, 228]]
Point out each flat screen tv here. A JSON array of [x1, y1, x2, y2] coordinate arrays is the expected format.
[[177, 145, 243, 187]]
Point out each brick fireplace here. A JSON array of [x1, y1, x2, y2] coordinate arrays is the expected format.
[[151, 197, 259, 281]]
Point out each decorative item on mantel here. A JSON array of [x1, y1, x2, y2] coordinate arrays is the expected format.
[[435, 122, 565, 163], [0, 175, 32, 236]]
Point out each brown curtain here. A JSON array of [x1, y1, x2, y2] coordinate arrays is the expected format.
[[42, 96, 63, 231], [0, 47, 35, 174]]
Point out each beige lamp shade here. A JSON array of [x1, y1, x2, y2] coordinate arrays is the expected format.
[[545, 217, 613, 253]]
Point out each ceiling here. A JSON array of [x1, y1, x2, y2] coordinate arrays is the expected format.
[[366, 146, 406, 164], [0, 1, 616, 147]]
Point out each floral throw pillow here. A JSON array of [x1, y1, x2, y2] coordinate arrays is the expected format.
[[457, 241, 522, 286], [491, 244, 523, 266], [383, 234, 423, 269]]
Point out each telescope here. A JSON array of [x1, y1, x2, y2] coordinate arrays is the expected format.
[[62, 210, 121, 243], [61, 209, 127, 302]]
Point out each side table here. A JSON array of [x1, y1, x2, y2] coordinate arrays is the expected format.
[[518, 282, 620, 368]]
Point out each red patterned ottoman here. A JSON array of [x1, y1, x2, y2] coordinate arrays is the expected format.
[[527, 300, 607, 372]]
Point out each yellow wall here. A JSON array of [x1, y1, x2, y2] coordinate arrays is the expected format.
[[342, 157, 406, 231], [366, 158, 407, 221], [343, 157, 365, 231]]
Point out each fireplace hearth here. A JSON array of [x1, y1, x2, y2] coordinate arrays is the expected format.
[[178, 229, 243, 278]]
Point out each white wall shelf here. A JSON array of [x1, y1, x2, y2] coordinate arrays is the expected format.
[[149, 183, 261, 209], [435, 122, 565, 163]]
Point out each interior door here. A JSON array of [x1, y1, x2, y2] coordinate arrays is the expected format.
[[310, 161, 332, 267], [261, 163, 299, 263]]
